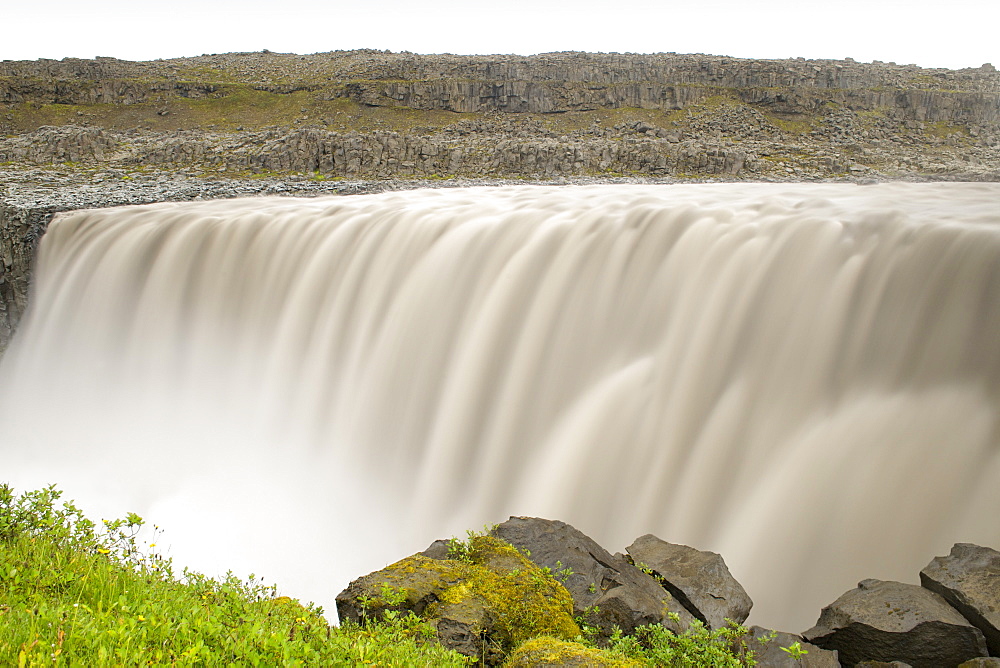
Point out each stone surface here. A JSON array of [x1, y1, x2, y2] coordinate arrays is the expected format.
[[920, 543, 1000, 656], [803, 579, 988, 667], [748, 626, 840, 667], [491, 516, 696, 639], [958, 659, 1000, 668], [626, 534, 752, 629], [2, 50, 998, 186], [505, 636, 626, 667], [335, 535, 579, 665]]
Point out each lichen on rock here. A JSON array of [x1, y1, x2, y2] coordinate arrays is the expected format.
[[335, 534, 580, 663], [505, 635, 640, 667]]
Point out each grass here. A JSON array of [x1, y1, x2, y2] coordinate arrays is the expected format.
[[1, 485, 768, 666], [0, 484, 470, 666]]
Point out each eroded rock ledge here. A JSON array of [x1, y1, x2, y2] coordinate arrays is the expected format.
[[338, 516, 1000, 667], [2, 51, 998, 183]]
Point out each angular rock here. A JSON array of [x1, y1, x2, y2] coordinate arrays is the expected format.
[[505, 636, 619, 667], [958, 659, 1000, 668], [336, 536, 580, 664], [420, 538, 452, 560], [803, 579, 988, 667], [626, 534, 752, 629], [491, 517, 696, 639], [920, 543, 1000, 656], [748, 626, 839, 667]]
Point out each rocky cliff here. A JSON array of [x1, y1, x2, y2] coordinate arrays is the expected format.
[[2, 50, 998, 182], [3, 50, 1000, 347]]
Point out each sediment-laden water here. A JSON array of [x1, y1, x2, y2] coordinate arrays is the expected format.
[[2, 183, 998, 630]]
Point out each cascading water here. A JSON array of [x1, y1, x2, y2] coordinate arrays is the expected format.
[[1, 182, 999, 632]]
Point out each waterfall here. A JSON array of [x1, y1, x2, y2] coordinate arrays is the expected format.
[[1, 182, 998, 632]]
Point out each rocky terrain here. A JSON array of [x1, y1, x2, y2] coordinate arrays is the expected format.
[[3, 50, 1000, 347], [1, 50, 999, 181], [340, 516, 1000, 667]]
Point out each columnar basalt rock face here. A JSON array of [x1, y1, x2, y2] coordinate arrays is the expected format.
[[0, 203, 55, 347], [1, 51, 998, 183]]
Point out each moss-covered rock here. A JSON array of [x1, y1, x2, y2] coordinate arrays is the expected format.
[[505, 636, 641, 667], [336, 535, 580, 664]]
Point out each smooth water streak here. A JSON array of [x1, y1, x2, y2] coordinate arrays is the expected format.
[[1, 182, 999, 631]]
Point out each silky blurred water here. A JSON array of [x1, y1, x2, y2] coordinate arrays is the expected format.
[[2, 183, 998, 631]]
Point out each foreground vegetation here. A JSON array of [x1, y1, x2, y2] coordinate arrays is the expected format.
[[0, 485, 469, 665], [0, 485, 765, 665]]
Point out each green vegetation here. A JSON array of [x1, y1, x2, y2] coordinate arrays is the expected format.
[[761, 111, 815, 134], [923, 120, 969, 139], [360, 530, 581, 655], [1, 485, 781, 666], [604, 617, 760, 667], [4, 86, 477, 134], [0, 484, 470, 666]]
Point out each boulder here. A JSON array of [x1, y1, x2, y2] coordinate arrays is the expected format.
[[958, 659, 1000, 667], [803, 579, 988, 667], [491, 517, 696, 639], [626, 534, 752, 629], [336, 535, 580, 664], [748, 626, 840, 667], [920, 543, 1000, 656], [505, 636, 630, 667]]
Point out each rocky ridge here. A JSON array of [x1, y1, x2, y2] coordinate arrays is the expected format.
[[3, 49, 1000, 347], [1, 50, 999, 183], [338, 517, 1000, 667]]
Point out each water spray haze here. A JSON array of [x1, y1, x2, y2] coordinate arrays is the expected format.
[[1, 183, 998, 631]]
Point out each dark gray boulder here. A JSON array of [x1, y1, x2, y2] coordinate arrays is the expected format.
[[856, 662, 912, 667], [626, 534, 752, 629], [920, 543, 1000, 656], [420, 538, 452, 560], [803, 578, 988, 667], [490, 516, 696, 639], [748, 626, 840, 667]]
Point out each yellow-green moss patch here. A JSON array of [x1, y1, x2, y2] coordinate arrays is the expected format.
[[506, 636, 642, 667]]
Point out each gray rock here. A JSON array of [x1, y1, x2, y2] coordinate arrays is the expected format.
[[748, 626, 840, 667], [803, 579, 988, 667], [626, 534, 752, 629], [491, 516, 696, 639], [920, 543, 1000, 656], [420, 538, 452, 560]]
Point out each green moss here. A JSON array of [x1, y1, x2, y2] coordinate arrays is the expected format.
[[361, 535, 580, 657], [506, 636, 640, 667], [923, 120, 969, 138], [761, 112, 814, 134]]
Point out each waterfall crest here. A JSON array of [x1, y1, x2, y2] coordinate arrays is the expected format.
[[2, 182, 999, 630]]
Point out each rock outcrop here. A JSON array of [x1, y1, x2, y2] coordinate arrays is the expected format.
[[747, 626, 840, 667], [920, 543, 1000, 656], [625, 533, 752, 630], [336, 534, 580, 664], [334, 521, 1000, 667], [490, 517, 696, 640], [803, 579, 988, 667], [1, 50, 998, 182]]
